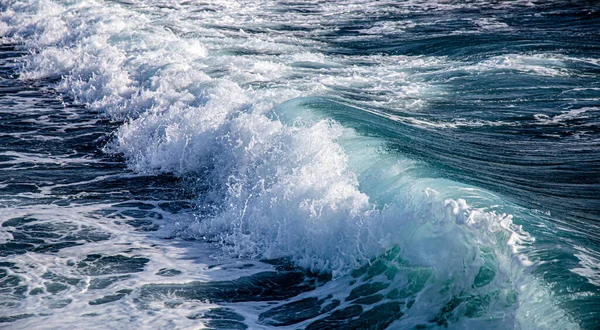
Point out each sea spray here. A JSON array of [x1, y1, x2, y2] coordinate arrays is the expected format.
[[2, 0, 597, 328]]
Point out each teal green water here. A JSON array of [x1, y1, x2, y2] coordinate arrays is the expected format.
[[1, 1, 599, 328]]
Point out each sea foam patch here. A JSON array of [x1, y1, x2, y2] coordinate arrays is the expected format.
[[1, 0, 591, 329]]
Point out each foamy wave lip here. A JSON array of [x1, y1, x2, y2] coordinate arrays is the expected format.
[[0, 0, 536, 276], [167, 112, 536, 279], [2, 0, 586, 328]]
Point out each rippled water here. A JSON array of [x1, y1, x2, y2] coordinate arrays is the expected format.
[[1, 1, 599, 329]]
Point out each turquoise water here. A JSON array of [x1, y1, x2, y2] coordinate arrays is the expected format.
[[1, 1, 599, 329]]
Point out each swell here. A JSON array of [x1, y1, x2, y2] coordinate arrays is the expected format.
[[1, 0, 596, 328]]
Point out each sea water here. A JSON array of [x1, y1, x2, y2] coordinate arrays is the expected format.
[[1, 1, 599, 329]]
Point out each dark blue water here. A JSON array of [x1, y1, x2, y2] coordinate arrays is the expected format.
[[1, 1, 600, 329]]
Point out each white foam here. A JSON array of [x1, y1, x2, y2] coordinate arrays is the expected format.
[[0, 201, 260, 330], [0, 0, 532, 284], [465, 54, 571, 77], [534, 107, 597, 125], [0, 0, 583, 328], [472, 17, 511, 31]]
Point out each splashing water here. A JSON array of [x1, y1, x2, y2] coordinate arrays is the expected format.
[[1, 0, 599, 329]]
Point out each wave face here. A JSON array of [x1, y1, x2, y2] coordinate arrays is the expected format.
[[2, 0, 600, 329]]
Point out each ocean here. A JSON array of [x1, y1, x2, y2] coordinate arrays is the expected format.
[[1, 0, 599, 329]]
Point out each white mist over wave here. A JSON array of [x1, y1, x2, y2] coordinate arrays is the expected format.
[[1, 0, 582, 328]]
